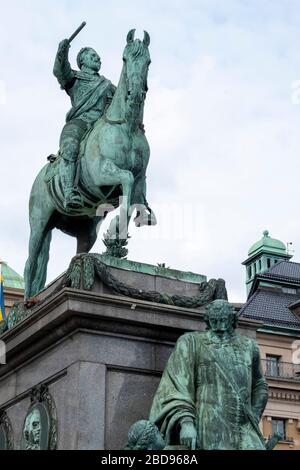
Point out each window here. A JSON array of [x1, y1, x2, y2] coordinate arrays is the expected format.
[[248, 266, 252, 279], [272, 418, 286, 441], [258, 260, 262, 270], [254, 263, 257, 275], [266, 355, 281, 377], [267, 258, 271, 268]]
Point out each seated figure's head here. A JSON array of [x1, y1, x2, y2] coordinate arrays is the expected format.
[[77, 47, 101, 72], [124, 420, 165, 450], [204, 299, 237, 337]]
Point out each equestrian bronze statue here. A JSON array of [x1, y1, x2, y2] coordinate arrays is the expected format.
[[24, 27, 156, 299]]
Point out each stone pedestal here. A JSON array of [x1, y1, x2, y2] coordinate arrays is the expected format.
[[0, 257, 260, 449]]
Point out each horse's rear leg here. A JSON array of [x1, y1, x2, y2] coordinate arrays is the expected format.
[[24, 210, 53, 300], [31, 230, 52, 296], [24, 228, 46, 299]]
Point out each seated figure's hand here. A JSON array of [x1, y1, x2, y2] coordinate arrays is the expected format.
[[179, 421, 197, 450]]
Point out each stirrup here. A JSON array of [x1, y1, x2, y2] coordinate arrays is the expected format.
[[47, 153, 58, 163]]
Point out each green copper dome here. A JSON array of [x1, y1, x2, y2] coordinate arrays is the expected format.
[[1, 261, 24, 290], [248, 230, 287, 257]]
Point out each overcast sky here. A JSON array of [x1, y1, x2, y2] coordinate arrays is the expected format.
[[1, 0, 300, 302]]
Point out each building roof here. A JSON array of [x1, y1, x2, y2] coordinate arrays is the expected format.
[[0, 261, 24, 290], [258, 260, 300, 283], [248, 230, 287, 258], [239, 289, 300, 329]]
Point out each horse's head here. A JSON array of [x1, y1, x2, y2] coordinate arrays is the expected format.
[[123, 29, 151, 106]]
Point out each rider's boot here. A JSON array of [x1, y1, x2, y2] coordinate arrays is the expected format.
[[61, 160, 83, 210]]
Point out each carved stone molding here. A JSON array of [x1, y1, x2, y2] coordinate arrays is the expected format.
[[269, 388, 300, 402], [21, 384, 57, 450], [2, 253, 228, 332], [0, 409, 14, 450]]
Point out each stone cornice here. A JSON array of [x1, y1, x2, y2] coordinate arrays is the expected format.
[[0, 287, 260, 380], [269, 388, 300, 402]]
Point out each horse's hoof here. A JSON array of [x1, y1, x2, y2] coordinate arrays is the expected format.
[[134, 210, 157, 227], [24, 297, 39, 309]]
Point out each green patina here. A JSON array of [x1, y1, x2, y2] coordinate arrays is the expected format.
[[123, 420, 165, 450], [149, 300, 270, 450], [248, 230, 287, 257], [0, 254, 225, 335], [99, 255, 206, 284], [242, 230, 292, 295], [1, 262, 24, 290], [24, 28, 157, 299]]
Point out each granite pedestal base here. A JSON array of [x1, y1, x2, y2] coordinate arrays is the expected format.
[[0, 258, 260, 449]]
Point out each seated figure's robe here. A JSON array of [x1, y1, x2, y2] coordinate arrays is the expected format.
[[150, 331, 268, 450]]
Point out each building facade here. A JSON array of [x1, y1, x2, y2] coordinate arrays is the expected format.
[[240, 232, 300, 450]]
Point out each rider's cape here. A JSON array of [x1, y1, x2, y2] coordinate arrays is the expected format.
[[66, 71, 115, 123]]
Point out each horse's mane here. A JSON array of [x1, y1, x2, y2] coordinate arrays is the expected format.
[[105, 38, 149, 123], [125, 39, 148, 60]]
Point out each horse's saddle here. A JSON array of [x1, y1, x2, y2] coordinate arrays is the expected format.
[[43, 125, 121, 217], [43, 125, 100, 216]]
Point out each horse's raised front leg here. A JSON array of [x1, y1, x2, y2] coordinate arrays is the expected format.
[[130, 173, 157, 227], [97, 162, 134, 239], [97, 164, 134, 257], [118, 170, 134, 239]]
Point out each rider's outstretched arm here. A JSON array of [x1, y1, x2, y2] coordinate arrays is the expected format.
[[53, 39, 75, 91]]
